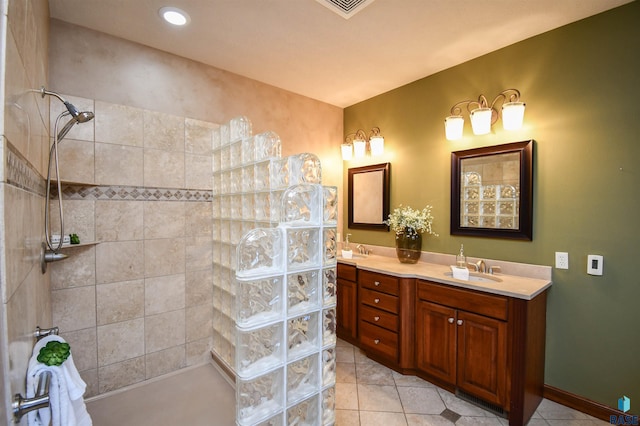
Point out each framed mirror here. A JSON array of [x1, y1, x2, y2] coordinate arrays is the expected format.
[[451, 140, 533, 240], [348, 163, 390, 231]]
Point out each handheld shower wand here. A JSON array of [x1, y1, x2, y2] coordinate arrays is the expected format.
[[39, 87, 95, 270]]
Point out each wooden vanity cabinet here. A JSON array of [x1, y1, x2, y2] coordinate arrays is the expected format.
[[336, 261, 548, 426], [416, 279, 548, 426], [416, 282, 508, 407], [357, 270, 416, 369], [336, 263, 358, 344]]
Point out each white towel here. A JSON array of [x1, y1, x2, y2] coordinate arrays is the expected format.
[[450, 265, 470, 280], [26, 335, 92, 426]]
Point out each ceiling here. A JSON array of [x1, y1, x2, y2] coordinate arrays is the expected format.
[[49, 0, 631, 108]]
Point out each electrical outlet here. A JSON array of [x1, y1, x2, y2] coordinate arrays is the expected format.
[[555, 252, 569, 269]]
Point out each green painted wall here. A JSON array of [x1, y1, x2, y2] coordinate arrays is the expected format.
[[343, 2, 640, 410]]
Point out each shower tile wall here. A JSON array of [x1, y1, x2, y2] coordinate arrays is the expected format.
[[49, 96, 217, 396], [1, 0, 51, 424]]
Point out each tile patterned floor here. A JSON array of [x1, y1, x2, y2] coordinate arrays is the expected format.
[[86, 340, 609, 425], [335, 339, 608, 426]]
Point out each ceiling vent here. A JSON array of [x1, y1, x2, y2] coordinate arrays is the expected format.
[[315, 0, 376, 19]]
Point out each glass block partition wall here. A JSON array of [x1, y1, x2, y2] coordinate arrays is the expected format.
[[211, 117, 338, 425]]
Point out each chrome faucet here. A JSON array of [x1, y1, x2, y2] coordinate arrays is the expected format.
[[476, 259, 486, 273], [488, 265, 501, 275], [356, 244, 370, 255]]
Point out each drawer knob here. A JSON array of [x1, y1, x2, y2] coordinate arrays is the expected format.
[[457, 319, 464, 326], [374, 316, 380, 321], [374, 298, 380, 304], [374, 339, 380, 345], [374, 281, 380, 286], [448, 317, 454, 324]]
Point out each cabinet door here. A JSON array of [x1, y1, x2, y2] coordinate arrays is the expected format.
[[416, 300, 456, 384], [456, 310, 507, 407], [337, 278, 357, 340]]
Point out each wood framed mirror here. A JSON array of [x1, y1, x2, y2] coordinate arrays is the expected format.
[[348, 163, 390, 231], [451, 140, 533, 240]]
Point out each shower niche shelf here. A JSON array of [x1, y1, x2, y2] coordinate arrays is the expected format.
[[50, 179, 96, 186], [57, 241, 101, 249]]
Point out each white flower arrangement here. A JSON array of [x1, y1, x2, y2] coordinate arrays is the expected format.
[[385, 204, 438, 236]]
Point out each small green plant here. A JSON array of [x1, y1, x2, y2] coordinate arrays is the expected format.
[[69, 233, 80, 244], [37, 341, 71, 366]]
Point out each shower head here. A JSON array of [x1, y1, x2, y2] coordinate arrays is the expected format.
[[40, 86, 95, 140], [57, 111, 95, 140]]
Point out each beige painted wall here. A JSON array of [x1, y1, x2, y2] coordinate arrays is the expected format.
[[48, 19, 344, 206]]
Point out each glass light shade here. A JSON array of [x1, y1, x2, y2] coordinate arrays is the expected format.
[[502, 102, 526, 131], [353, 139, 366, 158], [341, 143, 352, 160], [369, 136, 384, 156], [445, 116, 464, 141], [159, 7, 190, 25], [470, 107, 492, 135]]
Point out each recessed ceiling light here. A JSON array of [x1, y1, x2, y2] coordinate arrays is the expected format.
[[159, 6, 190, 26]]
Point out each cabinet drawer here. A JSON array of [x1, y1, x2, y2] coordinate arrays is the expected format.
[[360, 304, 398, 332], [417, 280, 508, 321], [360, 287, 398, 314], [359, 270, 399, 295], [337, 263, 357, 281], [359, 321, 398, 360]]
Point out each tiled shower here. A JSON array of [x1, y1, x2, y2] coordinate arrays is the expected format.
[[1, 5, 342, 423], [48, 95, 337, 425], [49, 95, 219, 396]]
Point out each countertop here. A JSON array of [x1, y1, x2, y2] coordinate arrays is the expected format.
[[338, 254, 552, 300]]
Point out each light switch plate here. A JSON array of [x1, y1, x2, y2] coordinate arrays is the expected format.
[[587, 254, 603, 275]]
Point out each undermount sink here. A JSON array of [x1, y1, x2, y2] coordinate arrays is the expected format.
[[443, 271, 502, 283]]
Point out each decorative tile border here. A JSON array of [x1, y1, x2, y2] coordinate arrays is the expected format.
[[5, 143, 47, 197], [5, 142, 212, 202], [60, 184, 213, 202]]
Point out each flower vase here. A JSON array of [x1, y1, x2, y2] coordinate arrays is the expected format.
[[395, 230, 422, 264]]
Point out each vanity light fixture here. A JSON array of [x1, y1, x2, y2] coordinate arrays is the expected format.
[[159, 6, 191, 26], [445, 89, 525, 141], [342, 127, 384, 160]]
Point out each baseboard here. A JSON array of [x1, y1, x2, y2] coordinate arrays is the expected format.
[[544, 384, 634, 422]]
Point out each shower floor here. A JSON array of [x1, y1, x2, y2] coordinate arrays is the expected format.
[[86, 363, 235, 425]]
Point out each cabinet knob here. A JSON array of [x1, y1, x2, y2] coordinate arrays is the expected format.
[[448, 317, 454, 324], [374, 281, 380, 286], [374, 298, 380, 304], [457, 319, 464, 326], [374, 339, 380, 345], [374, 316, 380, 322]]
